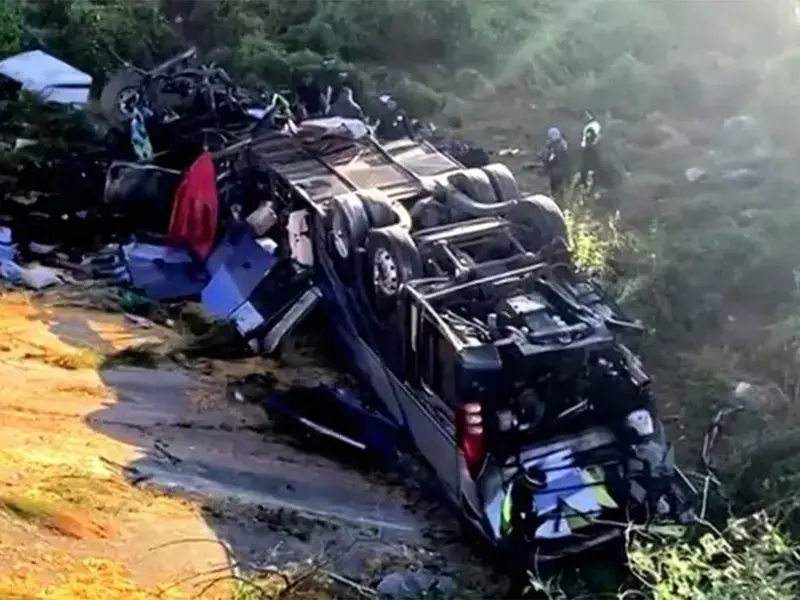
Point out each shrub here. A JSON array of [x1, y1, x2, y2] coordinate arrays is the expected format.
[[233, 36, 292, 86], [628, 514, 800, 600], [389, 79, 443, 117], [23, 0, 176, 79], [0, 0, 21, 57]]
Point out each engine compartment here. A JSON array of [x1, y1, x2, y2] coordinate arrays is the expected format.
[[490, 341, 654, 445]]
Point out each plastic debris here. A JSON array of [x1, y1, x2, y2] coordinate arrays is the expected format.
[[20, 264, 65, 289], [0, 260, 23, 283], [0, 226, 16, 263], [0, 50, 92, 106], [0, 260, 64, 289]]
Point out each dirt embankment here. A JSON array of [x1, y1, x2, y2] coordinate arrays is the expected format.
[[0, 293, 238, 599]]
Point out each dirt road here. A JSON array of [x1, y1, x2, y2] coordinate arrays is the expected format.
[[0, 291, 494, 598]]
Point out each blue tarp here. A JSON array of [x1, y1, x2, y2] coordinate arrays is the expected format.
[[0, 226, 19, 281], [122, 243, 207, 301], [0, 226, 16, 263]]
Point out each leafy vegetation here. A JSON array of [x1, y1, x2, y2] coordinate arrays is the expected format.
[[3, 0, 800, 596], [628, 514, 800, 600]]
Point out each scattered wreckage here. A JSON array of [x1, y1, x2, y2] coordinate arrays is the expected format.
[[100, 46, 278, 163], [0, 47, 286, 257], [0, 47, 484, 258], [0, 48, 696, 574]]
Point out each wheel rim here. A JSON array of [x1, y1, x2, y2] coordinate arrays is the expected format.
[[373, 248, 399, 296]]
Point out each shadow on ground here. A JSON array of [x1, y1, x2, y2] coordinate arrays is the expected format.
[[44, 305, 498, 594]]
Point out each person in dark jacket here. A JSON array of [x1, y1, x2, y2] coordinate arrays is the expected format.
[[294, 73, 326, 120], [500, 466, 547, 597], [374, 95, 413, 140], [328, 86, 365, 121], [318, 59, 362, 111], [542, 126, 571, 197], [500, 467, 545, 542], [326, 71, 352, 107]]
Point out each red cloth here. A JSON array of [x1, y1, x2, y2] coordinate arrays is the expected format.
[[167, 151, 219, 260]]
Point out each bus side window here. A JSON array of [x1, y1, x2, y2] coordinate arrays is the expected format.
[[419, 318, 439, 391], [436, 335, 457, 407], [419, 318, 457, 406], [405, 298, 420, 382]]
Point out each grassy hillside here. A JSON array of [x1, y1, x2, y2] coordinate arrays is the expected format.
[[6, 0, 800, 596]]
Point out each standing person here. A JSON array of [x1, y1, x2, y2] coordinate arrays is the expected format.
[[328, 86, 365, 121], [500, 466, 547, 597], [294, 73, 326, 120], [542, 127, 571, 198], [580, 112, 602, 189], [374, 95, 413, 140], [326, 71, 352, 107], [319, 57, 337, 109], [319, 58, 362, 113]]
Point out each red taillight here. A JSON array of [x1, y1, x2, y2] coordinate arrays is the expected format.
[[457, 401, 486, 478]]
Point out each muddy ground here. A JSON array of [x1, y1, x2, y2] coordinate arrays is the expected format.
[[0, 290, 501, 599]]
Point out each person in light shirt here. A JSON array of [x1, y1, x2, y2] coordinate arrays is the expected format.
[[580, 112, 602, 189], [542, 126, 570, 197]]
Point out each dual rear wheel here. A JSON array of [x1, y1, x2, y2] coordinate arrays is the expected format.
[[326, 165, 571, 321]]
